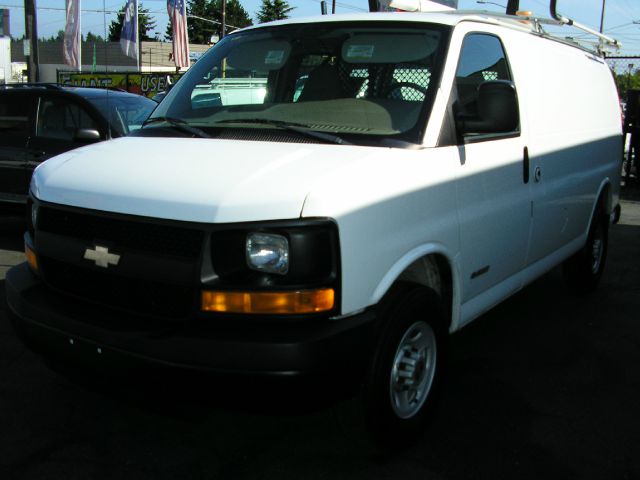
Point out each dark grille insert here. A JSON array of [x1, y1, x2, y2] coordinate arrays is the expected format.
[[40, 257, 194, 319], [38, 207, 204, 259]]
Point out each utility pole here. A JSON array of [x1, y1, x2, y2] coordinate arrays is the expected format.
[[599, 0, 606, 33], [221, 0, 226, 38], [24, 0, 39, 82]]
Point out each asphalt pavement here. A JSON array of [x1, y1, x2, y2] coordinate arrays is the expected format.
[[0, 190, 639, 480]]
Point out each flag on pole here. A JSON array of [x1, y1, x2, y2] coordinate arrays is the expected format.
[[63, 0, 81, 70], [167, 0, 190, 68], [120, 0, 139, 62]]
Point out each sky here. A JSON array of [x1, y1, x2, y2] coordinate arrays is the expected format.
[[2, 0, 639, 55]]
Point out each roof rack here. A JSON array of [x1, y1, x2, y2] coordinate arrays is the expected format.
[[379, 0, 620, 57], [549, 0, 619, 55], [452, 8, 619, 57]]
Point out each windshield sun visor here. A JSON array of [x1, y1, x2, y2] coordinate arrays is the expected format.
[[226, 40, 292, 71], [342, 32, 440, 64]]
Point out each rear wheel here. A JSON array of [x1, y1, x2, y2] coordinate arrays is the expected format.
[[362, 285, 446, 446], [563, 201, 609, 294]]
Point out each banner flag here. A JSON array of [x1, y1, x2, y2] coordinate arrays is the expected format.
[[167, 0, 190, 68], [120, 0, 139, 61], [63, 0, 81, 70]]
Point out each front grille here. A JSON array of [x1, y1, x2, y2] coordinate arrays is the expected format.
[[40, 257, 194, 319], [38, 207, 204, 259], [34, 204, 206, 319]]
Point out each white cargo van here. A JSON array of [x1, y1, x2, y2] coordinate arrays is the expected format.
[[7, 4, 622, 441]]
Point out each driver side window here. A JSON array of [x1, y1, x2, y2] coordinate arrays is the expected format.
[[455, 33, 513, 118]]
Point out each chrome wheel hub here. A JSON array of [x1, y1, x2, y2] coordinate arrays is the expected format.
[[390, 320, 437, 419]]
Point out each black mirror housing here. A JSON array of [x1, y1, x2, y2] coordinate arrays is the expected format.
[[74, 128, 102, 142], [457, 80, 519, 135]]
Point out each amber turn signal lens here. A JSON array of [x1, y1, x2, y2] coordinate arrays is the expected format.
[[25, 244, 38, 272], [201, 288, 335, 314]]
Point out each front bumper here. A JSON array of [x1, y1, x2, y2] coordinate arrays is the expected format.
[[6, 262, 377, 377]]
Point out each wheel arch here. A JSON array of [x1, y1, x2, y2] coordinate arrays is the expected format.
[[588, 179, 612, 232], [370, 244, 461, 333]]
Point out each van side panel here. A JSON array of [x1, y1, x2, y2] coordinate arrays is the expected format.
[[506, 34, 622, 266], [301, 148, 460, 316]]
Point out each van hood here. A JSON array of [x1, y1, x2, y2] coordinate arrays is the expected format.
[[31, 137, 376, 223]]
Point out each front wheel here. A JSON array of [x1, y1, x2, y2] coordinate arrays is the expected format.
[[362, 285, 446, 446], [563, 202, 609, 294]]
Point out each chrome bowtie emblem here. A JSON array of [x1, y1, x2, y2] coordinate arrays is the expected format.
[[83, 245, 120, 268]]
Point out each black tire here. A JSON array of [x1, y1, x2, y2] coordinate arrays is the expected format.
[[563, 200, 609, 294], [362, 284, 446, 447]]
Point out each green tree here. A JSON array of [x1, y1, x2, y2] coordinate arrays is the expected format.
[[108, 2, 157, 42], [256, 0, 294, 23], [166, 0, 253, 44], [185, 0, 210, 44], [42, 30, 65, 42], [208, 0, 253, 38], [615, 70, 640, 97], [85, 32, 105, 43]]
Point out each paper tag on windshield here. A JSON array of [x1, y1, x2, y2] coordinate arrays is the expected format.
[[346, 45, 375, 60], [265, 50, 285, 65]]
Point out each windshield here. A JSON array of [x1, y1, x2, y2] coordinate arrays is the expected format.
[[150, 21, 450, 145], [89, 94, 156, 135]]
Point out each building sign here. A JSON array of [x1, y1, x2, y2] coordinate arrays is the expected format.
[[57, 71, 183, 98]]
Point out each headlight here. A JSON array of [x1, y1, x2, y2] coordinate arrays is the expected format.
[[246, 233, 289, 275], [207, 219, 340, 314]]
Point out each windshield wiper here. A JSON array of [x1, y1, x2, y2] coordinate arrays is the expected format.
[[143, 116, 210, 138], [215, 118, 351, 145]]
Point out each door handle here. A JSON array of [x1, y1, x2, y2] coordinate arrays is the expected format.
[[523, 146, 529, 184], [534, 166, 542, 183]]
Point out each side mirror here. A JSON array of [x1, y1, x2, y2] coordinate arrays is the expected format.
[[74, 128, 102, 142], [457, 80, 519, 135], [191, 92, 222, 110]]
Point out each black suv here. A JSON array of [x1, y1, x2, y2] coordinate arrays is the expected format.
[[0, 84, 156, 210]]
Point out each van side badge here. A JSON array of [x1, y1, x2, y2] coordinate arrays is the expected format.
[[84, 245, 120, 268], [471, 265, 490, 279]]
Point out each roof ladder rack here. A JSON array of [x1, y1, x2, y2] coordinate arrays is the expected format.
[[550, 0, 619, 53]]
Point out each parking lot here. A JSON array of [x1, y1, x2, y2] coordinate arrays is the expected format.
[[0, 190, 639, 480]]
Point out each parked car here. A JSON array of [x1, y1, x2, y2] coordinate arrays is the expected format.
[[7, 4, 622, 445], [0, 84, 155, 209]]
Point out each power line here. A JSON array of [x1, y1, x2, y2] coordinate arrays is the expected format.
[[306, 0, 367, 13]]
